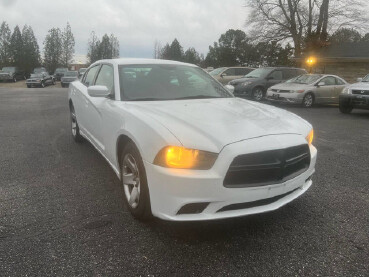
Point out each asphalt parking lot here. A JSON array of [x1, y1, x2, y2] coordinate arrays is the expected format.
[[0, 87, 368, 276]]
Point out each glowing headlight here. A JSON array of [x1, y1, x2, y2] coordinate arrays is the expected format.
[[342, 87, 351, 94], [306, 129, 314, 146], [154, 146, 217, 170]]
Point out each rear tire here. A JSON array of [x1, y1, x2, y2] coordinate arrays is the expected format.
[[120, 142, 152, 221], [302, 93, 314, 108], [70, 107, 84, 143]]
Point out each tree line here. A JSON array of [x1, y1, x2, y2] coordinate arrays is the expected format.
[[156, 0, 369, 68], [0, 21, 120, 74]]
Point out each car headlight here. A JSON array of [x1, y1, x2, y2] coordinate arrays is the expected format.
[[153, 146, 218, 170], [305, 129, 314, 146], [241, 82, 251, 87], [342, 87, 351, 94]]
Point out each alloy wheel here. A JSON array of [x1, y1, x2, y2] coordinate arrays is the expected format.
[[122, 154, 141, 209], [253, 88, 263, 101], [70, 111, 77, 137], [303, 94, 313, 107]]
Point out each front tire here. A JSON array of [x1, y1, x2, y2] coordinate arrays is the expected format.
[[120, 142, 152, 221], [70, 108, 84, 143], [302, 93, 314, 108], [252, 87, 264, 101], [339, 101, 353, 114]]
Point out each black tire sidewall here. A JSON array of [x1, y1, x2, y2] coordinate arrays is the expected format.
[[70, 108, 83, 142], [120, 142, 152, 220], [339, 101, 353, 114]]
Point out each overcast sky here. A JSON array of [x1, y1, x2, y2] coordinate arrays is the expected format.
[[0, 0, 249, 60]]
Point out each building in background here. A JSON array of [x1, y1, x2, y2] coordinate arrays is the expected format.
[[70, 54, 88, 71], [294, 41, 369, 83]]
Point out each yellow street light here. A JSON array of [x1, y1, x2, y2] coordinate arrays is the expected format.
[[306, 56, 316, 73]]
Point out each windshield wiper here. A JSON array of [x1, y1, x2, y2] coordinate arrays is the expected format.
[[175, 95, 223, 100]]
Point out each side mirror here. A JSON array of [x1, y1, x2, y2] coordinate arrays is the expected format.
[[220, 73, 227, 78], [224, 84, 234, 94], [317, 81, 325, 87], [87, 85, 110, 97], [357, 78, 363, 82]]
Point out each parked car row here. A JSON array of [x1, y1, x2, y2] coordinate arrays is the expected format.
[[210, 66, 369, 113]]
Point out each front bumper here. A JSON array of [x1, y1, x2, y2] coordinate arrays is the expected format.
[[266, 90, 303, 104], [145, 134, 317, 221], [340, 94, 369, 110], [0, 75, 12, 81]]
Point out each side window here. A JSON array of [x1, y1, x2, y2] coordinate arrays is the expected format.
[[320, 76, 336, 86], [269, 70, 283, 80], [335, 78, 345, 85], [95, 64, 114, 93], [224, 68, 236, 76], [83, 65, 100, 87], [283, 69, 298, 80]]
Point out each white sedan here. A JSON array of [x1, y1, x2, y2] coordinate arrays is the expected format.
[[68, 58, 317, 221]]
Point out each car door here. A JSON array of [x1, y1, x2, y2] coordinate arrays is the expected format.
[[74, 64, 101, 138], [266, 70, 283, 89], [314, 76, 336, 103], [84, 64, 115, 152]]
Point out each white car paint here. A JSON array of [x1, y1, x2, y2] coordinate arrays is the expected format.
[[68, 58, 317, 221]]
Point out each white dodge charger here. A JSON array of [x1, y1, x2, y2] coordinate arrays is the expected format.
[[68, 59, 317, 221]]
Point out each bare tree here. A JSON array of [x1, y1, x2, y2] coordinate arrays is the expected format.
[[153, 40, 162, 59], [246, 0, 368, 56]]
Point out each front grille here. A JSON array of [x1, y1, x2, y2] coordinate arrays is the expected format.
[[224, 144, 310, 188], [271, 89, 290, 93], [352, 90, 369, 95]]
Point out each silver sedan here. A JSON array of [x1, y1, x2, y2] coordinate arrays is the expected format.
[[266, 74, 348, 107]]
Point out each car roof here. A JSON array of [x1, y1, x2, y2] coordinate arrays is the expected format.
[[92, 58, 198, 68]]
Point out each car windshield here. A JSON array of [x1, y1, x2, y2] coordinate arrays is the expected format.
[[2, 67, 15, 73], [65, 71, 78, 77], [55, 68, 67, 73], [362, 74, 369, 82], [34, 68, 45, 73], [30, 74, 42, 78], [287, 74, 322, 84], [119, 64, 233, 101], [244, 68, 273, 78], [209, 67, 226, 76]]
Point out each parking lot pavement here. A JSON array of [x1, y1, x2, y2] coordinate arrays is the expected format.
[[0, 87, 368, 276], [0, 80, 63, 88]]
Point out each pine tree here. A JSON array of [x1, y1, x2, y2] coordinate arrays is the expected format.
[[0, 21, 12, 67], [110, 34, 119, 58], [44, 27, 63, 73], [100, 34, 111, 59], [184, 47, 201, 65], [169, 39, 183, 61], [61, 22, 75, 67], [22, 25, 40, 75], [10, 25, 23, 67], [87, 31, 101, 64]]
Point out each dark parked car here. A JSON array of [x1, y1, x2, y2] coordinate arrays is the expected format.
[[61, 71, 78, 87], [229, 67, 307, 101], [78, 67, 87, 78], [26, 72, 55, 88], [0, 66, 26, 82], [54, 68, 68, 81]]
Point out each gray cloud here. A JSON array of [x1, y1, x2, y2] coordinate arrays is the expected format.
[[0, 0, 248, 57]]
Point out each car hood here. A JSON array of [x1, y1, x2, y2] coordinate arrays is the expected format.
[[348, 82, 369, 90], [229, 77, 259, 85], [124, 98, 311, 153], [270, 82, 312, 90]]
